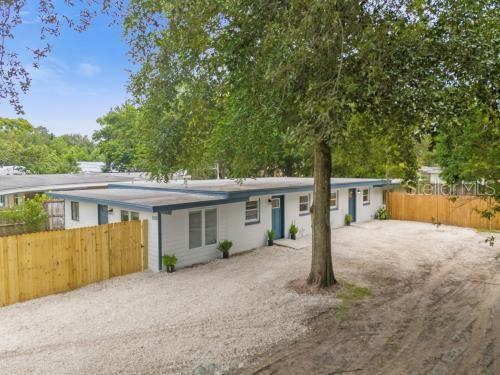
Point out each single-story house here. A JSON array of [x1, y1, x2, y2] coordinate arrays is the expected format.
[[48, 177, 397, 272], [0, 173, 145, 208]]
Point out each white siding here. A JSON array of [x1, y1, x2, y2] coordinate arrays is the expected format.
[[62, 186, 386, 272]]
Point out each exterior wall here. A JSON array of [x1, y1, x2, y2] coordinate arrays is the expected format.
[[162, 196, 274, 269], [61, 186, 386, 272], [161, 188, 385, 270]]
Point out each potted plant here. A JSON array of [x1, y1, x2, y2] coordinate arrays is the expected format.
[[266, 229, 276, 246], [162, 254, 178, 273], [217, 240, 233, 259], [344, 214, 353, 226], [289, 222, 299, 240]]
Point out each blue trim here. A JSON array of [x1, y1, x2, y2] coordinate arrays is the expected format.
[[109, 183, 229, 197], [158, 213, 162, 271], [154, 196, 247, 212]]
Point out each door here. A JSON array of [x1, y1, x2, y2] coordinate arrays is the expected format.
[[348, 188, 357, 222], [98, 204, 108, 225], [271, 195, 284, 239]]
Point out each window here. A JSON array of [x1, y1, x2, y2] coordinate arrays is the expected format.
[[271, 198, 280, 209], [0, 195, 6, 207], [330, 190, 339, 210], [189, 211, 202, 249], [121, 210, 130, 222], [299, 195, 310, 214], [362, 188, 370, 205], [71, 201, 79, 221], [382, 190, 387, 205], [245, 200, 259, 224], [14, 194, 21, 206], [205, 208, 217, 245], [131, 211, 140, 221]]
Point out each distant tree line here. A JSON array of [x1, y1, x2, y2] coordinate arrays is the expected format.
[[0, 118, 101, 174]]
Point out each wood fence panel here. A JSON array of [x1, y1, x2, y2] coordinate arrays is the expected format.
[[388, 192, 500, 230], [0, 220, 148, 307]]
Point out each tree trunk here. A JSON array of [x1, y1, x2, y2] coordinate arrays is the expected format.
[[308, 139, 337, 287]]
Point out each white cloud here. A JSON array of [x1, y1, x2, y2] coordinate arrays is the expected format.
[[77, 63, 102, 77]]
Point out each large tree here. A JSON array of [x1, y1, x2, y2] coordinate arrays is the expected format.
[[124, 0, 449, 287]]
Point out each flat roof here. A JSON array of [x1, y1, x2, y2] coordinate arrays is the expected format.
[[0, 173, 145, 195], [48, 177, 396, 212]]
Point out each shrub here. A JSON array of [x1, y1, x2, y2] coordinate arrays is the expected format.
[[0, 193, 48, 232], [375, 206, 388, 220], [217, 240, 233, 253], [289, 223, 299, 236], [266, 229, 276, 240], [344, 214, 353, 225], [162, 254, 178, 267]]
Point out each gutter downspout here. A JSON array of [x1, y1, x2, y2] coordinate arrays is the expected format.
[[158, 213, 162, 271]]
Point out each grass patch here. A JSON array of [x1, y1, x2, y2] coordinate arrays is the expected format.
[[335, 281, 372, 321], [475, 228, 500, 234]]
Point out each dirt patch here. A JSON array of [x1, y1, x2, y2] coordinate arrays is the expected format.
[[236, 222, 500, 375]]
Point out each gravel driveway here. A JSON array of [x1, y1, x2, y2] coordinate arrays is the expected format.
[[0, 220, 498, 374]]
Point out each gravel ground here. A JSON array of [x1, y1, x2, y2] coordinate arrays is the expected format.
[[1, 220, 498, 375], [0, 231, 337, 374]]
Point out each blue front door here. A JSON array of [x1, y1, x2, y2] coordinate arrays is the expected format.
[[348, 188, 357, 222], [98, 204, 108, 225], [271, 195, 284, 239]]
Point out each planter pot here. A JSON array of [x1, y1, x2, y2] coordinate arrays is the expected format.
[[222, 251, 229, 259], [345, 222, 351, 226], [267, 239, 274, 246], [290, 234, 296, 240], [166, 265, 175, 273]]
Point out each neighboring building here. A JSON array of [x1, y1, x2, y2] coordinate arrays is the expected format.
[[0, 173, 145, 208], [419, 166, 445, 184], [48, 177, 397, 272], [77, 161, 106, 173], [0, 165, 28, 176]]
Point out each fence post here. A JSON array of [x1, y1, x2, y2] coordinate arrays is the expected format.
[[141, 220, 148, 271]]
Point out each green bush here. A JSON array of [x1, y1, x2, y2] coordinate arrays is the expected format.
[[375, 206, 388, 220], [266, 229, 276, 240], [344, 214, 353, 225], [217, 240, 233, 253], [0, 194, 48, 232], [289, 223, 299, 236], [162, 254, 178, 267]]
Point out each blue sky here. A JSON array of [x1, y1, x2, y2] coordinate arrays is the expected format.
[[0, 5, 132, 136]]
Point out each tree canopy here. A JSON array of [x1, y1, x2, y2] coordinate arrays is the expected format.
[[0, 117, 101, 174]]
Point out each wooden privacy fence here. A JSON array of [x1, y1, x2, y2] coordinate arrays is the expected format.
[[0, 220, 148, 307], [388, 192, 500, 230]]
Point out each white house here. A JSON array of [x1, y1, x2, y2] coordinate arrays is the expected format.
[[48, 177, 396, 271]]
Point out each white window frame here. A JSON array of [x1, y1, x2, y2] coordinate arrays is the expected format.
[[189, 210, 203, 249], [245, 199, 260, 225], [71, 201, 80, 221], [130, 211, 140, 221], [362, 188, 370, 205], [330, 190, 339, 210], [204, 208, 218, 246], [189, 207, 218, 249], [0, 195, 6, 207], [299, 194, 310, 215], [14, 194, 21, 206]]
